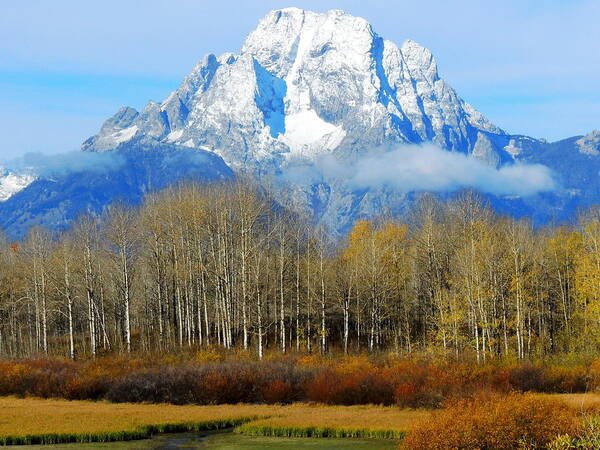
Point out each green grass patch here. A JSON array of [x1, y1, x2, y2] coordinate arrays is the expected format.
[[0, 419, 253, 446], [0, 419, 405, 446], [235, 423, 406, 440]]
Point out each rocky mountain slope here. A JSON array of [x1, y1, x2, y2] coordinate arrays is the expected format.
[[0, 146, 231, 237], [1, 8, 598, 238]]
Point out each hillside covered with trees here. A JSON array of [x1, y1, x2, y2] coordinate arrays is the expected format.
[[0, 182, 598, 361]]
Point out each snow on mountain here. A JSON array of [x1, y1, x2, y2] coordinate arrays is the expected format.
[[0, 168, 35, 202], [81, 106, 140, 152], [83, 8, 506, 168], [576, 130, 600, 156]]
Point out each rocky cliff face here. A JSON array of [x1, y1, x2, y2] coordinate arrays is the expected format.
[[1, 8, 598, 238]]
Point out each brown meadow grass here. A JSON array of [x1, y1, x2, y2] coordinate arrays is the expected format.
[[236, 403, 429, 439], [0, 396, 426, 442], [548, 392, 600, 411], [0, 397, 266, 436]]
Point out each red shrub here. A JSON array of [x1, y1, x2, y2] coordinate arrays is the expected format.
[[543, 365, 589, 393], [305, 370, 340, 403], [261, 380, 295, 404], [305, 368, 394, 405], [508, 363, 545, 391], [63, 374, 112, 400]]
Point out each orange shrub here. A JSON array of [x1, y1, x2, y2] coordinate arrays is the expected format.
[[296, 354, 327, 368], [588, 359, 600, 391], [63, 374, 112, 400], [0, 363, 32, 395], [335, 355, 376, 374], [404, 392, 580, 449], [543, 365, 589, 393], [195, 349, 223, 363]]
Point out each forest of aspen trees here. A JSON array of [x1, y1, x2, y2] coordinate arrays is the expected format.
[[0, 181, 599, 361]]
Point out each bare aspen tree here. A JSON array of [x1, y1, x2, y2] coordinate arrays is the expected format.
[[52, 237, 76, 359], [105, 205, 140, 353], [72, 217, 101, 356], [23, 227, 53, 354]]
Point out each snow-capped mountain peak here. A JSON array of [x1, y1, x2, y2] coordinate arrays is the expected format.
[[81, 106, 139, 152], [400, 39, 439, 83], [0, 167, 35, 202], [82, 8, 505, 167]]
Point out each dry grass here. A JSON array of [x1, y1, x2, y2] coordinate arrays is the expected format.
[[0, 397, 427, 444], [545, 393, 600, 411], [0, 397, 267, 436], [236, 404, 428, 439]]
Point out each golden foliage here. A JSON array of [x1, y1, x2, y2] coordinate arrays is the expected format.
[[403, 392, 580, 450]]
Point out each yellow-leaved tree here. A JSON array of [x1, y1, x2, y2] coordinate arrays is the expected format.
[[575, 207, 600, 349]]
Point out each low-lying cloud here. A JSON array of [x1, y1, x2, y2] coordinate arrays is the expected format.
[[3, 145, 557, 198], [5, 151, 125, 178], [283, 144, 557, 197]]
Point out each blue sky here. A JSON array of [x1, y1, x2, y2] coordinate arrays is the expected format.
[[1, 0, 599, 159]]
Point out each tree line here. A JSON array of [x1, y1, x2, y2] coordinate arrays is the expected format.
[[0, 181, 598, 360]]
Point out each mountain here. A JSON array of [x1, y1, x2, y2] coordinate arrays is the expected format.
[[1, 8, 598, 238], [83, 9, 505, 165], [0, 146, 232, 237], [0, 168, 34, 202]]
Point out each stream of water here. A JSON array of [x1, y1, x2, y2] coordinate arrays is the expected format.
[[16, 431, 398, 449]]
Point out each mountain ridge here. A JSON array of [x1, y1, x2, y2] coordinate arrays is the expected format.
[[1, 8, 598, 238]]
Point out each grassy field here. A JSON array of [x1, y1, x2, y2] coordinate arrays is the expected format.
[[0, 394, 595, 446], [235, 403, 426, 439], [548, 393, 600, 410], [0, 397, 426, 445]]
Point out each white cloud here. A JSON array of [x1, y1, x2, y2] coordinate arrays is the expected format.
[[283, 144, 557, 197], [5, 151, 125, 178]]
